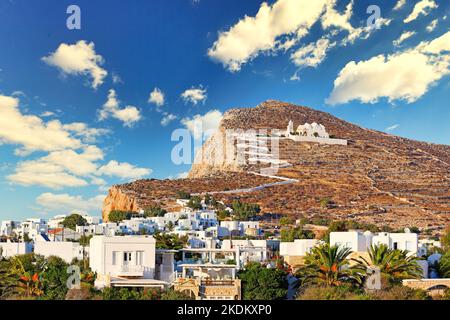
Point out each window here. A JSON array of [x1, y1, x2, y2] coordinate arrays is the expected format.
[[393, 242, 398, 250], [112, 251, 118, 265], [136, 251, 144, 266], [124, 251, 132, 262]]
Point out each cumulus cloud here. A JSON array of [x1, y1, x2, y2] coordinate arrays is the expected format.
[[42, 40, 107, 89], [393, 0, 406, 11], [426, 19, 438, 32], [36, 193, 105, 214], [63, 122, 110, 143], [290, 37, 335, 68], [7, 146, 103, 189], [404, 0, 438, 23], [393, 31, 416, 46], [181, 86, 207, 105], [161, 113, 177, 126], [0, 95, 82, 155], [207, 0, 327, 72], [181, 109, 223, 140], [148, 87, 165, 107], [99, 89, 141, 127], [327, 31, 450, 105], [97, 160, 152, 180]]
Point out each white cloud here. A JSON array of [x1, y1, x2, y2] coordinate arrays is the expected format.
[[385, 124, 399, 132], [393, 31, 416, 46], [207, 0, 327, 72], [404, 0, 438, 23], [327, 31, 450, 105], [0, 95, 83, 155], [42, 40, 107, 89], [181, 86, 207, 105], [161, 113, 177, 126], [63, 122, 110, 143], [290, 37, 335, 68], [97, 160, 152, 180], [99, 89, 141, 127], [40, 111, 55, 117], [112, 72, 123, 84], [321, 0, 362, 44], [148, 87, 165, 107], [36, 193, 105, 214], [7, 146, 103, 189], [8, 164, 88, 189], [181, 109, 223, 140], [393, 0, 406, 11], [426, 19, 438, 32]]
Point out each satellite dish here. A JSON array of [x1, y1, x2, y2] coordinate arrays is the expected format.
[[404, 227, 411, 233]]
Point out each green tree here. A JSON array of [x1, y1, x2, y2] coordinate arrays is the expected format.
[[280, 226, 315, 242], [62, 214, 87, 231], [108, 210, 132, 223], [238, 262, 288, 300], [352, 244, 423, 286], [279, 217, 293, 226], [144, 206, 167, 218], [437, 251, 450, 278], [40, 256, 70, 300], [161, 288, 195, 300], [154, 233, 187, 250], [176, 190, 191, 200], [299, 243, 359, 287], [187, 196, 202, 210], [441, 225, 450, 251], [231, 200, 260, 220]]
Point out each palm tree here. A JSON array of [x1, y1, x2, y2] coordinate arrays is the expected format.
[[299, 243, 360, 287], [352, 244, 423, 286]]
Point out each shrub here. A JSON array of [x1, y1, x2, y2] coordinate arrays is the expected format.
[[176, 190, 191, 200], [297, 285, 368, 300], [108, 210, 133, 223], [62, 214, 87, 230]]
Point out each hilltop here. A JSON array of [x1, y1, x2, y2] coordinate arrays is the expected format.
[[103, 100, 450, 232]]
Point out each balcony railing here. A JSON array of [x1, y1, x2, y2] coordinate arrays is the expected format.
[[116, 265, 144, 276]]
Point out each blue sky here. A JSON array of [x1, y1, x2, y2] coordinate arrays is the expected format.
[[0, 0, 449, 221]]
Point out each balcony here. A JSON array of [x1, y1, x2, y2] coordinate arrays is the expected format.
[[116, 265, 144, 277]]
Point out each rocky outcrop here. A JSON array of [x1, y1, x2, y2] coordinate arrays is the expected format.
[[102, 186, 141, 222]]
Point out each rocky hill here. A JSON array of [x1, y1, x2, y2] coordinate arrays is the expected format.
[[103, 100, 450, 232]]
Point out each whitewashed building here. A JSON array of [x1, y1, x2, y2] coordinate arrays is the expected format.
[[34, 241, 84, 263], [280, 239, 320, 257], [330, 231, 420, 256], [0, 241, 33, 258], [0, 220, 20, 236], [89, 236, 167, 289]]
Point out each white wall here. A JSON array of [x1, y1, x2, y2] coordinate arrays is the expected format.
[[34, 241, 83, 263], [280, 239, 320, 256], [0, 242, 33, 258], [89, 236, 156, 279]]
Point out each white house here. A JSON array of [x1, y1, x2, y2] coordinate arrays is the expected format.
[[219, 221, 261, 237], [280, 239, 320, 257], [89, 236, 166, 289], [371, 232, 419, 256], [0, 241, 33, 258], [48, 215, 67, 229], [0, 220, 20, 236], [15, 218, 48, 242], [34, 241, 84, 263], [330, 230, 420, 256], [330, 231, 373, 253]]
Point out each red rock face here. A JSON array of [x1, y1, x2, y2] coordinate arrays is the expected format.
[[103, 101, 450, 233]]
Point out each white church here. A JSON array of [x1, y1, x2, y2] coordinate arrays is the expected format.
[[284, 120, 347, 145]]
